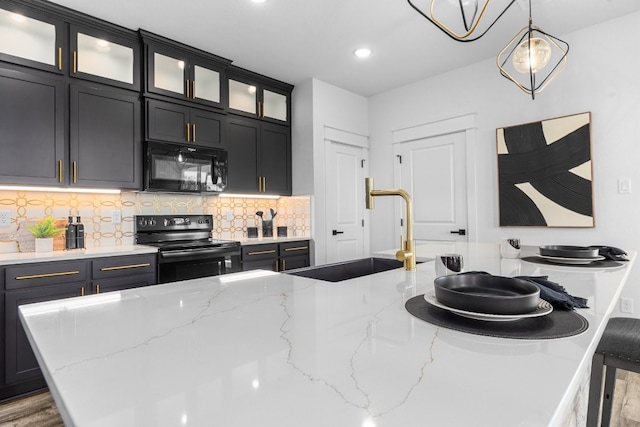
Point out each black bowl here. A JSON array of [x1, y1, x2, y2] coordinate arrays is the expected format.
[[434, 274, 540, 315], [539, 245, 599, 259]]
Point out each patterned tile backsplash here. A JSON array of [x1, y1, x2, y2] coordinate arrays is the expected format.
[[0, 190, 311, 251]]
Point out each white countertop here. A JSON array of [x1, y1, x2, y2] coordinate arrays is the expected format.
[[238, 236, 311, 245], [19, 243, 635, 427], [0, 244, 157, 266]]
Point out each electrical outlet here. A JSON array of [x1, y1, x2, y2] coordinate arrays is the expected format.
[[226, 210, 234, 222], [0, 210, 10, 226], [621, 297, 634, 314], [111, 209, 122, 224]]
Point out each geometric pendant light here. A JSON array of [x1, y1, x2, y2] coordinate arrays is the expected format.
[[496, 0, 569, 99], [406, 0, 517, 42]]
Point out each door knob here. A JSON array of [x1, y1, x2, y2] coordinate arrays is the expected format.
[[332, 230, 344, 236], [450, 229, 466, 236]]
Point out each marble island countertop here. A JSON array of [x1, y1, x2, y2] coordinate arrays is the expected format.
[[19, 243, 636, 427]]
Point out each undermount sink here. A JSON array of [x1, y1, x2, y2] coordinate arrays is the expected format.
[[284, 257, 414, 282]]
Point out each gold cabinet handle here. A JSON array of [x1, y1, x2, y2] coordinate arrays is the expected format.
[[275, 260, 279, 272], [281, 259, 286, 270], [73, 51, 77, 74], [284, 246, 309, 252], [186, 79, 190, 98], [262, 177, 267, 192], [16, 270, 80, 280], [58, 160, 63, 183], [96, 284, 100, 294], [73, 161, 77, 183], [58, 47, 62, 71], [81, 286, 85, 297], [192, 123, 196, 142], [186, 122, 191, 142], [258, 177, 262, 192], [247, 249, 276, 256], [100, 263, 151, 271], [192, 80, 196, 99]]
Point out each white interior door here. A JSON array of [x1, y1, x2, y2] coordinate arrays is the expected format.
[[394, 131, 468, 243], [326, 142, 367, 263]]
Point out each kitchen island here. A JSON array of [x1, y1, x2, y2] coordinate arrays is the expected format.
[[19, 243, 635, 426]]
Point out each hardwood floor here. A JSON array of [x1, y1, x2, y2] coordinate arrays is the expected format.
[[1, 372, 639, 426], [0, 391, 62, 427]]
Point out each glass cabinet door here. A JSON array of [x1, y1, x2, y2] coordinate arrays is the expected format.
[[193, 65, 220, 104], [228, 79, 257, 115], [262, 89, 287, 122], [0, 7, 60, 70], [76, 32, 134, 85], [153, 52, 186, 96]]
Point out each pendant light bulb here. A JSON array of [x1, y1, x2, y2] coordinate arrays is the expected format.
[[512, 37, 551, 74]]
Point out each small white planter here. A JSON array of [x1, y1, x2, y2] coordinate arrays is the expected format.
[[34, 237, 54, 253]]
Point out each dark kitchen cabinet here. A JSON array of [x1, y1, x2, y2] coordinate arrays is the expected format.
[[70, 82, 142, 189], [279, 241, 310, 271], [3, 260, 88, 386], [1, 253, 157, 400], [0, 1, 140, 90], [69, 23, 141, 91], [141, 29, 230, 110], [241, 240, 310, 272], [226, 116, 291, 195], [242, 243, 278, 272], [0, 1, 64, 74], [227, 66, 292, 125], [146, 98, 225, 149], [91, 253, 156, 293], [0, 1, 143, 190], [0, 66, 65, 186]]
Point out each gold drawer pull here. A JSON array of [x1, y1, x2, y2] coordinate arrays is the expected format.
[[247, 249, 276, 256], [58, 47, 62, 71], [101, 263, 151, 272], [16, 271, 80, 280], [284, 246, 308, 252]]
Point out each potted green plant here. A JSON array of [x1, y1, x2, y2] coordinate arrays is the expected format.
[[27, 217, 66, 252]]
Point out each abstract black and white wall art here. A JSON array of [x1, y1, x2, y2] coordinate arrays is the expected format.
[[496, 112, 594, 227]]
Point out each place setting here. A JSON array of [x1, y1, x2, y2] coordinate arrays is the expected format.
[[522, 244, 629, 268], [405, 252, 590, 340]]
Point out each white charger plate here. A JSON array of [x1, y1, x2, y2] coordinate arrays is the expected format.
[[423, 291, 553, 322], [535, 253, 605, 265]]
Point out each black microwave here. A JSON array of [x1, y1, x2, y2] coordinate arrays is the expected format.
[[144, 142, 228, 193]]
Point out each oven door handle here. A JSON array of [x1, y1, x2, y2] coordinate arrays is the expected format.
[[159, 247, 240, 260]]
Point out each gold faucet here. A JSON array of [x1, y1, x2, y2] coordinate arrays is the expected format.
[[365, 177, 416, 271]]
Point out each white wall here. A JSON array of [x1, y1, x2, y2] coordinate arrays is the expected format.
[[368, 12, 640, 313], [292, 78, 369, 265]]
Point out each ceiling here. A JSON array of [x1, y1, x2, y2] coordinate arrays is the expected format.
[[49, 0, 640, 97]]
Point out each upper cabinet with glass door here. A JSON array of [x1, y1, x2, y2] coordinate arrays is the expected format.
[[227, 66, 293, 125], [141, 30, 231, 110], [69, 24, 140, 90], [0, 1, 140, 89], [0, 3, 63, 73]]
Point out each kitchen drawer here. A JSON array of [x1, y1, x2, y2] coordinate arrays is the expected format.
[[92, 254, 157, 280], [279, 241, 309, 257], [242, 244, 278, 261], [5, 260, 89, 290]]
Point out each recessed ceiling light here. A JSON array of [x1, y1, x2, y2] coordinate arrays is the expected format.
[[354, 48, 372, 58]]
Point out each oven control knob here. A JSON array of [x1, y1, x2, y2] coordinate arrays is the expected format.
[[138, 218, 147, 227], [198, 218, 203, 224], [149, 219, 156, 226], [184, 218, 191, 225], [164, 219, 171, 226]]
